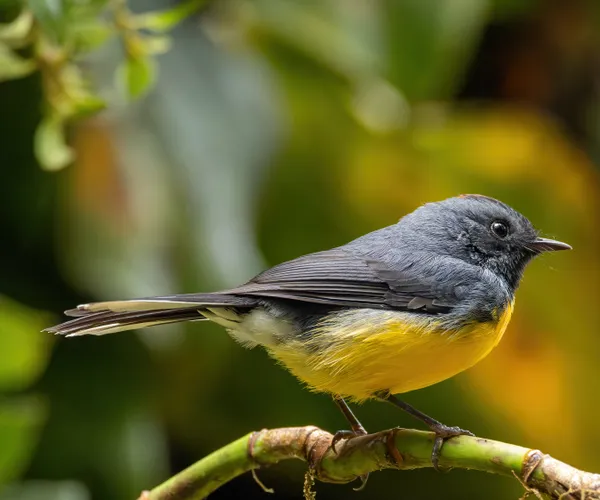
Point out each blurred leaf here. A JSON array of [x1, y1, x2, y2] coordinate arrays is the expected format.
[[116, 53, 156, 99], [135, 0, 209, 32], [58, 65, 106, 116], [142, 34, 172, 55], [70, 19, 113, 53], [250, 0, 384, 79], [0, 480, 90, 500], [385, 0, 490, 99], [34, 114, 75, 171], [0, 43, 36, 82], [28, 0, 111, 45], [0, 297, 51, 392], [63, 1, 112, 53], [0, 9, 33, 47], [72, 93, 105, 116], [0, 397, 47, 485], [350, 76, 409, 132], [65, 0, 111, 22], [27, 0, 66, 43]]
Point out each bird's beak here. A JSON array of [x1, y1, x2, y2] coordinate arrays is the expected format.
[[529, 237, 572, 252]]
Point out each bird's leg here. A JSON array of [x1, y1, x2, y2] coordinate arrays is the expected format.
[[331, 395, 367, 450], [378, 393, 474, 471], [331, 395, 369, 491]]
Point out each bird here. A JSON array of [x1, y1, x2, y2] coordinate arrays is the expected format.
[[46, 194, 571, 473]]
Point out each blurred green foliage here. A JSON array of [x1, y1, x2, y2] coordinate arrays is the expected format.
[[0, 298, 50, 391], [0, 299, 49, 486], [1, 0, 207, 170], [1, 0, 600, 499]]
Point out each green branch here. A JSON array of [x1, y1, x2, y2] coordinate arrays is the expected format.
[[139, 426, 600, 500]]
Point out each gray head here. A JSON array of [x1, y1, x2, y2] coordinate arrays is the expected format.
[[397, 195, 571, 291]]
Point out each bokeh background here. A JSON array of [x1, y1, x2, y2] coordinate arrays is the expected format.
[[1, 0, 600, 499]]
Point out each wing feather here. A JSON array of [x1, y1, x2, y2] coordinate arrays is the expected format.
[[224, 248, 455, 314]]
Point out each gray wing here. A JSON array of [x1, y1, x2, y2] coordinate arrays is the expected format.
[[48, 247, 462, 337], [218, 248, 459, 314]]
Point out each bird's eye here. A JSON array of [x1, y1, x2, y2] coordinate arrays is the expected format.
[[490, 221, 509, 239]]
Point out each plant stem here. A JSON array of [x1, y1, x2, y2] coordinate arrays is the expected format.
[[141, 426, 600, 500]]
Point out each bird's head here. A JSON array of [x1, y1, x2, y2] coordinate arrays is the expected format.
[[400, 194, 571, 291]]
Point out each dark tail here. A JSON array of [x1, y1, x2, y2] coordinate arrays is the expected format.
[[44, 293, 258, 337]]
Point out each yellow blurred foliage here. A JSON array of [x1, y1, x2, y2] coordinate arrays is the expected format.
[[466, 318, 577, 452]]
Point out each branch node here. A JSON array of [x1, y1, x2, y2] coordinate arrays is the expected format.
[[522, 449, 544, 484], [385, 428, 404, 467], [303, 427, 334, 482], [302, 426, 330, 462], [247, 429, 267, 466]]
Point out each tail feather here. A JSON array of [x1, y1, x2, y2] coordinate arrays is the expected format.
[[46, 293, 258, 337], [66, 293, 256, 316], [45, 308, 208, 337]]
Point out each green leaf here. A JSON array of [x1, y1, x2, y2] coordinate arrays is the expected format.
[[72, 92, 105, 116], [384, 0, 489, 100], [0, 9, 34, 47], [58, 64, 106, 116], [71, 19, 113, 53], [0, 297, 52, 392], [27, 0, 66, 43], [0, 397, 47, 485], [134, 0, 209, 32], [116, 53, 156, 99], [34, 115, 75, 171], [29, 0, 113, 46], [142, 34, 172, 55], [0, 43, 36, 82]]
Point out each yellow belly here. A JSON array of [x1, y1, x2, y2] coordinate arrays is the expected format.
[[268, 303, 514, 401]]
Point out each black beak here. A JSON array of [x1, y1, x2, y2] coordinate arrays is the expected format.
[[529, 237, 572, 252]]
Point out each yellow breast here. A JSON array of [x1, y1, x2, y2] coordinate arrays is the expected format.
[[268, 303, 514, 402]]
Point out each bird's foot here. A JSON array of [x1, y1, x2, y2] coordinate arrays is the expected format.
[[330, 428, 367, 454], [329, 429, 369, 491], [429, 423, 474, 471]]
